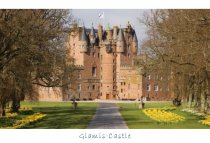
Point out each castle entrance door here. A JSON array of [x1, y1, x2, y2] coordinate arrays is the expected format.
[[106, 94, 110, 99]]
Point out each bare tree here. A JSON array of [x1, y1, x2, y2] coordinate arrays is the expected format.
[[0, 10, 75, 116], [138, 10, 210, 113]]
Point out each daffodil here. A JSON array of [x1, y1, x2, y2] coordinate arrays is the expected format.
[[143, 108, 185, 123]]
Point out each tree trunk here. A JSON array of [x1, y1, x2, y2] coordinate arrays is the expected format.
[[10, 90, 20, 113], [0, 103, 6, 117], [0, 104, 2, 117], [188, 92, 193, 108]]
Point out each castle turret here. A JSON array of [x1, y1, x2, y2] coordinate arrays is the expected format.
[[113, 26, 118, 41], [116, 28, 125, 53], [132, 32, 138, 54], [90, 26, 96, 45], [98, 24, 103, 42], [106, 24, 113, 41], [79, 26, 88, 52]]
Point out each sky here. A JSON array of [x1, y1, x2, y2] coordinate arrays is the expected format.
[[72, 9, 148, 47]]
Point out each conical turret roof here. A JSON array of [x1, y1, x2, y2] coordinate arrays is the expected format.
[[90, 26, 95, 37], [117, 28, 125, 41], [133, 32, 138, 42], [81, 26, 87, 41]]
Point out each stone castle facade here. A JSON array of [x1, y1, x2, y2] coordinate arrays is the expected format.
[[67, 23, 140, 100], [36, 22, 172, 101]]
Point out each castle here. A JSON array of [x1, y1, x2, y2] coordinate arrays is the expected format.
[[36, 22, 172, 101], [67, 22, 140, 100]]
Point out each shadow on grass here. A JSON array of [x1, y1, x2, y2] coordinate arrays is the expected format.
[[23, 105, 97, 129]]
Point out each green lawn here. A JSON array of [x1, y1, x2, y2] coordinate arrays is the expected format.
[[1, 101, 98, 129], [118, 102, 210, 129]]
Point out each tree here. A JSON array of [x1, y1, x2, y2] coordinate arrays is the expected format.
[[0, 10, 75, 116], [138, 10, 210, 112]]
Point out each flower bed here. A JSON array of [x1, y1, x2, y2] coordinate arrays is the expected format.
[[19, 107, 33, 112], [143, 108, 185, 123], [5, 113, 18, 118], [19, 107, 33, 115], [4, 113, 47, 129], [199, 116, 210, 126], [0, 113, 18, 118]]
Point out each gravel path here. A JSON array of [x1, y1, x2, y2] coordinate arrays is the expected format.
[[87, 103, 128, 129]]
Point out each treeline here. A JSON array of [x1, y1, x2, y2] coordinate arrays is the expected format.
[[138, 10, 210, 113]]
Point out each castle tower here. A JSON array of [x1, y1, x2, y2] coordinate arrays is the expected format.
[[79, 26, 88, 53], [131, 32, 138, 54], [100, 27, 114, 99], [98, 24, 103, 42], [89, 25, 96, 45], [115, 28, 126, 99], [106, 25, 113, 41], [116, 28, 125, 53], [113, 26, 118, 41]]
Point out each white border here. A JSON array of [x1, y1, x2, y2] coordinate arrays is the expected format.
[[0, 129, 210, 143], [0, 0, 210, 9], [1, 1, 210, 143]]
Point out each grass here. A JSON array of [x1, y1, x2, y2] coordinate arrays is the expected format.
[[118, 102, 210, 129], [0, 101, 98, 129]]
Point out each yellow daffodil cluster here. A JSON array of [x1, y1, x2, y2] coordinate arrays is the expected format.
[[4, 113, 47, 129], [19, 107, 33, 112], [182, 108, 206, 117], [5, 113, 18, 118], [143, 108, 185, 123], [199, 116, 210, 126], [0, 113, 18, 118]]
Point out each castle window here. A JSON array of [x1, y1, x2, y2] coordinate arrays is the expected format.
[[147, 75, 151, 80], [101, 67, 102, 72], [121, 89, 123, 93], [92, 85, 95, 90], [98, 53, 100, 58], [92, 67, 96, 77], [78, 84, 81, 91], [154, 84, 158, 91], [107, 86, 110, 91], [78, 72, 82, 79], [93, 52, 95, 57], [128, 53, 130, 58], [146, 84, 150, 91]]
